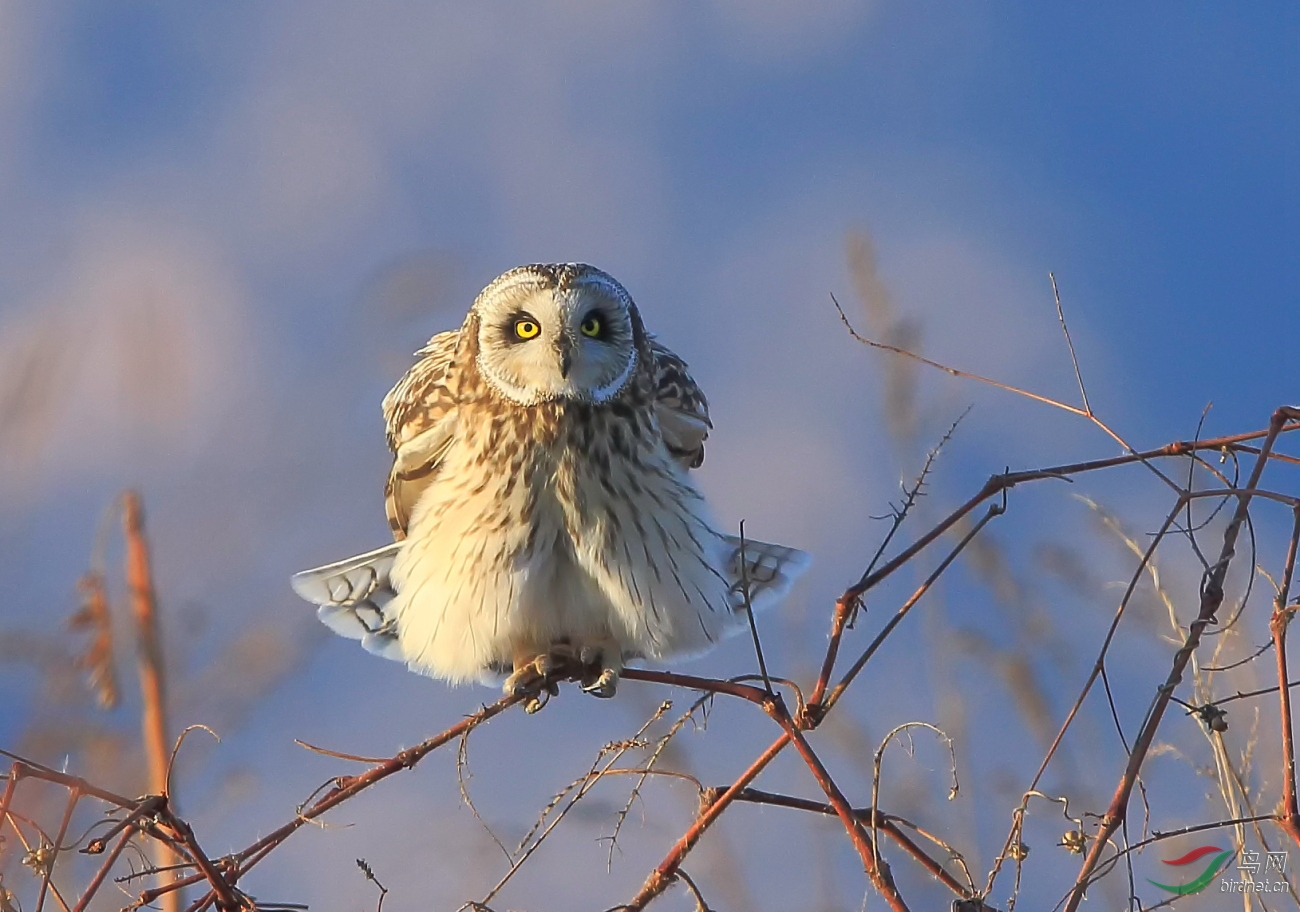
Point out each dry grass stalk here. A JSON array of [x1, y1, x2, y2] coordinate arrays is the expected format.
[[68, 573, 118, 710], [122, 491, 183, 912]]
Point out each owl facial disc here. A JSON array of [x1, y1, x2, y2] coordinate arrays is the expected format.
[[473, 264, 638, 406]]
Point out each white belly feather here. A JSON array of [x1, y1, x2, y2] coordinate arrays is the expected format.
[[390, 429, 739, 684]]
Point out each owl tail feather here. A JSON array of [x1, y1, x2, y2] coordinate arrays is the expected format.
[[722, 534, 812, 614], [291, 543, 405, 661]]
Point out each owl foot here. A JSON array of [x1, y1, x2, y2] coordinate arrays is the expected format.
[[505, 648, 575, 712], [504, 643, 621, 708], [578, 644, 622, 699]]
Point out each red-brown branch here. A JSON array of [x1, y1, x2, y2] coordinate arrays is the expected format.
[[619, 669, 771, 705], [770, 706, 910, 912], [807, 424, 1294, 712], [725, 788, 972, 898], [818, 501, 1003, 719], [623, 732, 792, 910], [72, 829, 134, 912], [125, 695, 523, 911], [34, 786, 79, 912], [230, 696, 521, 877], [159, 808, 245, 911]]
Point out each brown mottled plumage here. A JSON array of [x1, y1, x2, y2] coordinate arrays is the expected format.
[[382, 323, 709, 538], [292, 264, 808, 705]]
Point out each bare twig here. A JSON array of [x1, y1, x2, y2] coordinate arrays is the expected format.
[[456, 729, 511, 863], [771, 706, 909, 911], [292, 741, 391, 764], [985, 495, 1187, 898], [149, 695, 525, 912], [869, 722, 958, 890], [34, 786, 78, 912], [606, 695, 708, 868], [481, 704, 669, 907], [166, 726, 220, 800], [1048, 273, 1091, 416], [72, 828, 134, 912], [820, 499, 1004, 717], [737, 522, 774, 696], [725, 787, 974, 899], [809, 409, 967, 710], [675, 868, 712, 912]]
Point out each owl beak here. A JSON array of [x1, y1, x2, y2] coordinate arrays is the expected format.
[[556, 335, 573, 378]]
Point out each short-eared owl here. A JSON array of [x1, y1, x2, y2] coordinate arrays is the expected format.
[[292, 264, 809, 707]]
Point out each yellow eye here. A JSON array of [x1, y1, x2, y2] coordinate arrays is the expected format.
[[579, 315, 602, 338], [513, 318, 540, 340]]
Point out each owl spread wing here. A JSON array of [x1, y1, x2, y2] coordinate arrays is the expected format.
[[382, 330, 461, 538], [650, 339, 711, 469], [290, 542, 404, 660]]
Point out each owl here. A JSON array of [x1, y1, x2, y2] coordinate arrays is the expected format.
[[291, 264, 809, 709]]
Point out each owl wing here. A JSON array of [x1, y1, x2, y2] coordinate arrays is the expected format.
[[382, 330, 461, 539], [290, 543, 405, 660], [650, 339, 711, 469]]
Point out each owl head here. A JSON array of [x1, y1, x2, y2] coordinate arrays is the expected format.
[[471, 264, 641, 406]]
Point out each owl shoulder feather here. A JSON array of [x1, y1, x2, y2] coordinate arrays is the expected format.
[[381, 328, 462, 538], [648, 338, 711, 469]]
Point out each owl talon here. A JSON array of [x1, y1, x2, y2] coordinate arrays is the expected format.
[[580, 668, 619, 699], [575, 642, 622, 699], [513, 677, 558, 713]]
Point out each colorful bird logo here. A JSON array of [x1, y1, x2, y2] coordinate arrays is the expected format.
[[1148, 845, 1235, 895]]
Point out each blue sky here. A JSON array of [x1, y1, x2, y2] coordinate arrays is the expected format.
[[0, 3, 1296, 910]]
